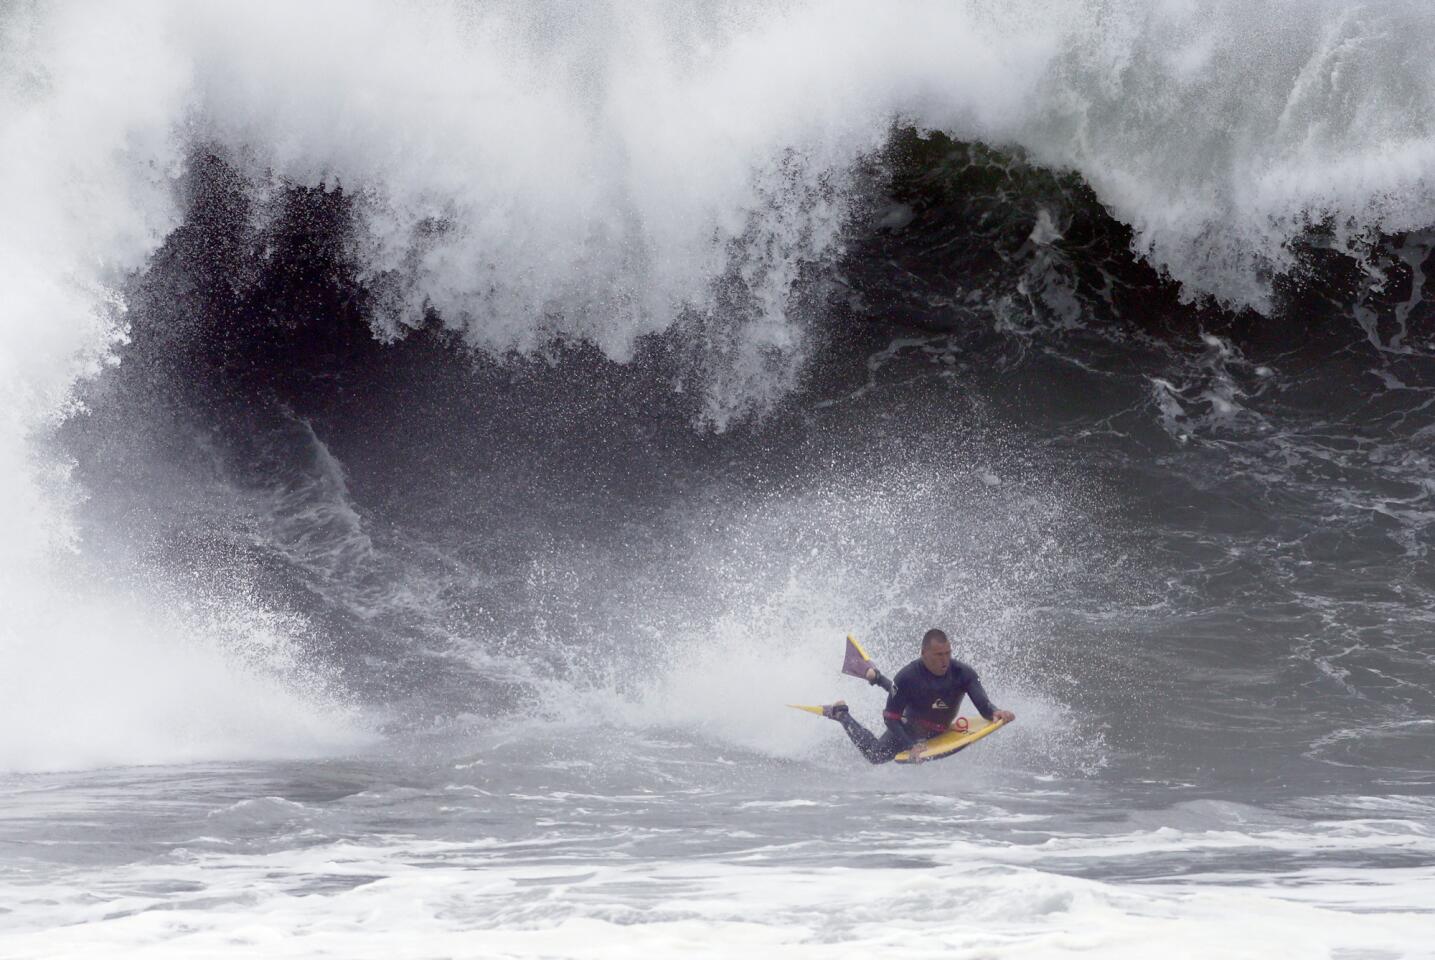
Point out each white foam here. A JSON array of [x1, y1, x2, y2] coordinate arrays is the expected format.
[[2, 832, 1431, 959], [0, 560, 372, 773]]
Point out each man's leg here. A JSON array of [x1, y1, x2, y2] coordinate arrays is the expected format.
[[831, 709, 902, 765]]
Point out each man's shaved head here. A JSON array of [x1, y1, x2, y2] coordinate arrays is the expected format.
[[920, 628, 952, 675]]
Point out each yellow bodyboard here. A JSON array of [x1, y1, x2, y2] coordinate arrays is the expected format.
[[894, 717, 1006, 764], [790, 705, 1007, 764]]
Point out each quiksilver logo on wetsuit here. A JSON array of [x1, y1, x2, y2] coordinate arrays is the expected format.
[[932, 698, 948, 709]]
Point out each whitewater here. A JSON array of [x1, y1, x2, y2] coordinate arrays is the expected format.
[[2, 1, 1433, 957]]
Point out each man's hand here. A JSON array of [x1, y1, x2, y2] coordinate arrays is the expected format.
[[993, 709, 1016, 723], [865, 666, 878, 682]]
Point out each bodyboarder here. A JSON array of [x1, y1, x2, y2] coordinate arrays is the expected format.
[[823, 628, 1016, 763]]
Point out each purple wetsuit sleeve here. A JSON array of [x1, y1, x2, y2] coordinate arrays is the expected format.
[[882, 676, 917, 747], [966, 674, 997, 721]]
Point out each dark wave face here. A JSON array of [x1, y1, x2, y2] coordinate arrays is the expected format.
[[33, 125, 1430, 798]]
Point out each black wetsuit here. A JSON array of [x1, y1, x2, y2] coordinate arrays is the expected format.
[[837, 658, 997, 765]]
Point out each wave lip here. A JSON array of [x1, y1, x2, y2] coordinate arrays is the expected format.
[[10, 1, 1435, 419]]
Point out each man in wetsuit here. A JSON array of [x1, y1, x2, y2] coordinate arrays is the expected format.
[[824, 628, 1016, 764]]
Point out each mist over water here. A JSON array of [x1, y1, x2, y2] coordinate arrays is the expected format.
[[3, 1, 1434, 956]]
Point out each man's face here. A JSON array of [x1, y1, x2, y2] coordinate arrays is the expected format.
[[922, 638, 952, 675]]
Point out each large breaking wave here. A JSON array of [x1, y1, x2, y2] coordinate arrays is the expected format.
[[3, 0, 1434, 771]]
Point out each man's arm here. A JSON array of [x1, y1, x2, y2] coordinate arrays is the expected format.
[[881, 677, 917, 748], [967, 674, 1015, 724]]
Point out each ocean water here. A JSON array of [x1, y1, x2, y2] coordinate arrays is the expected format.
[[2, 2, 1433, 957]]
